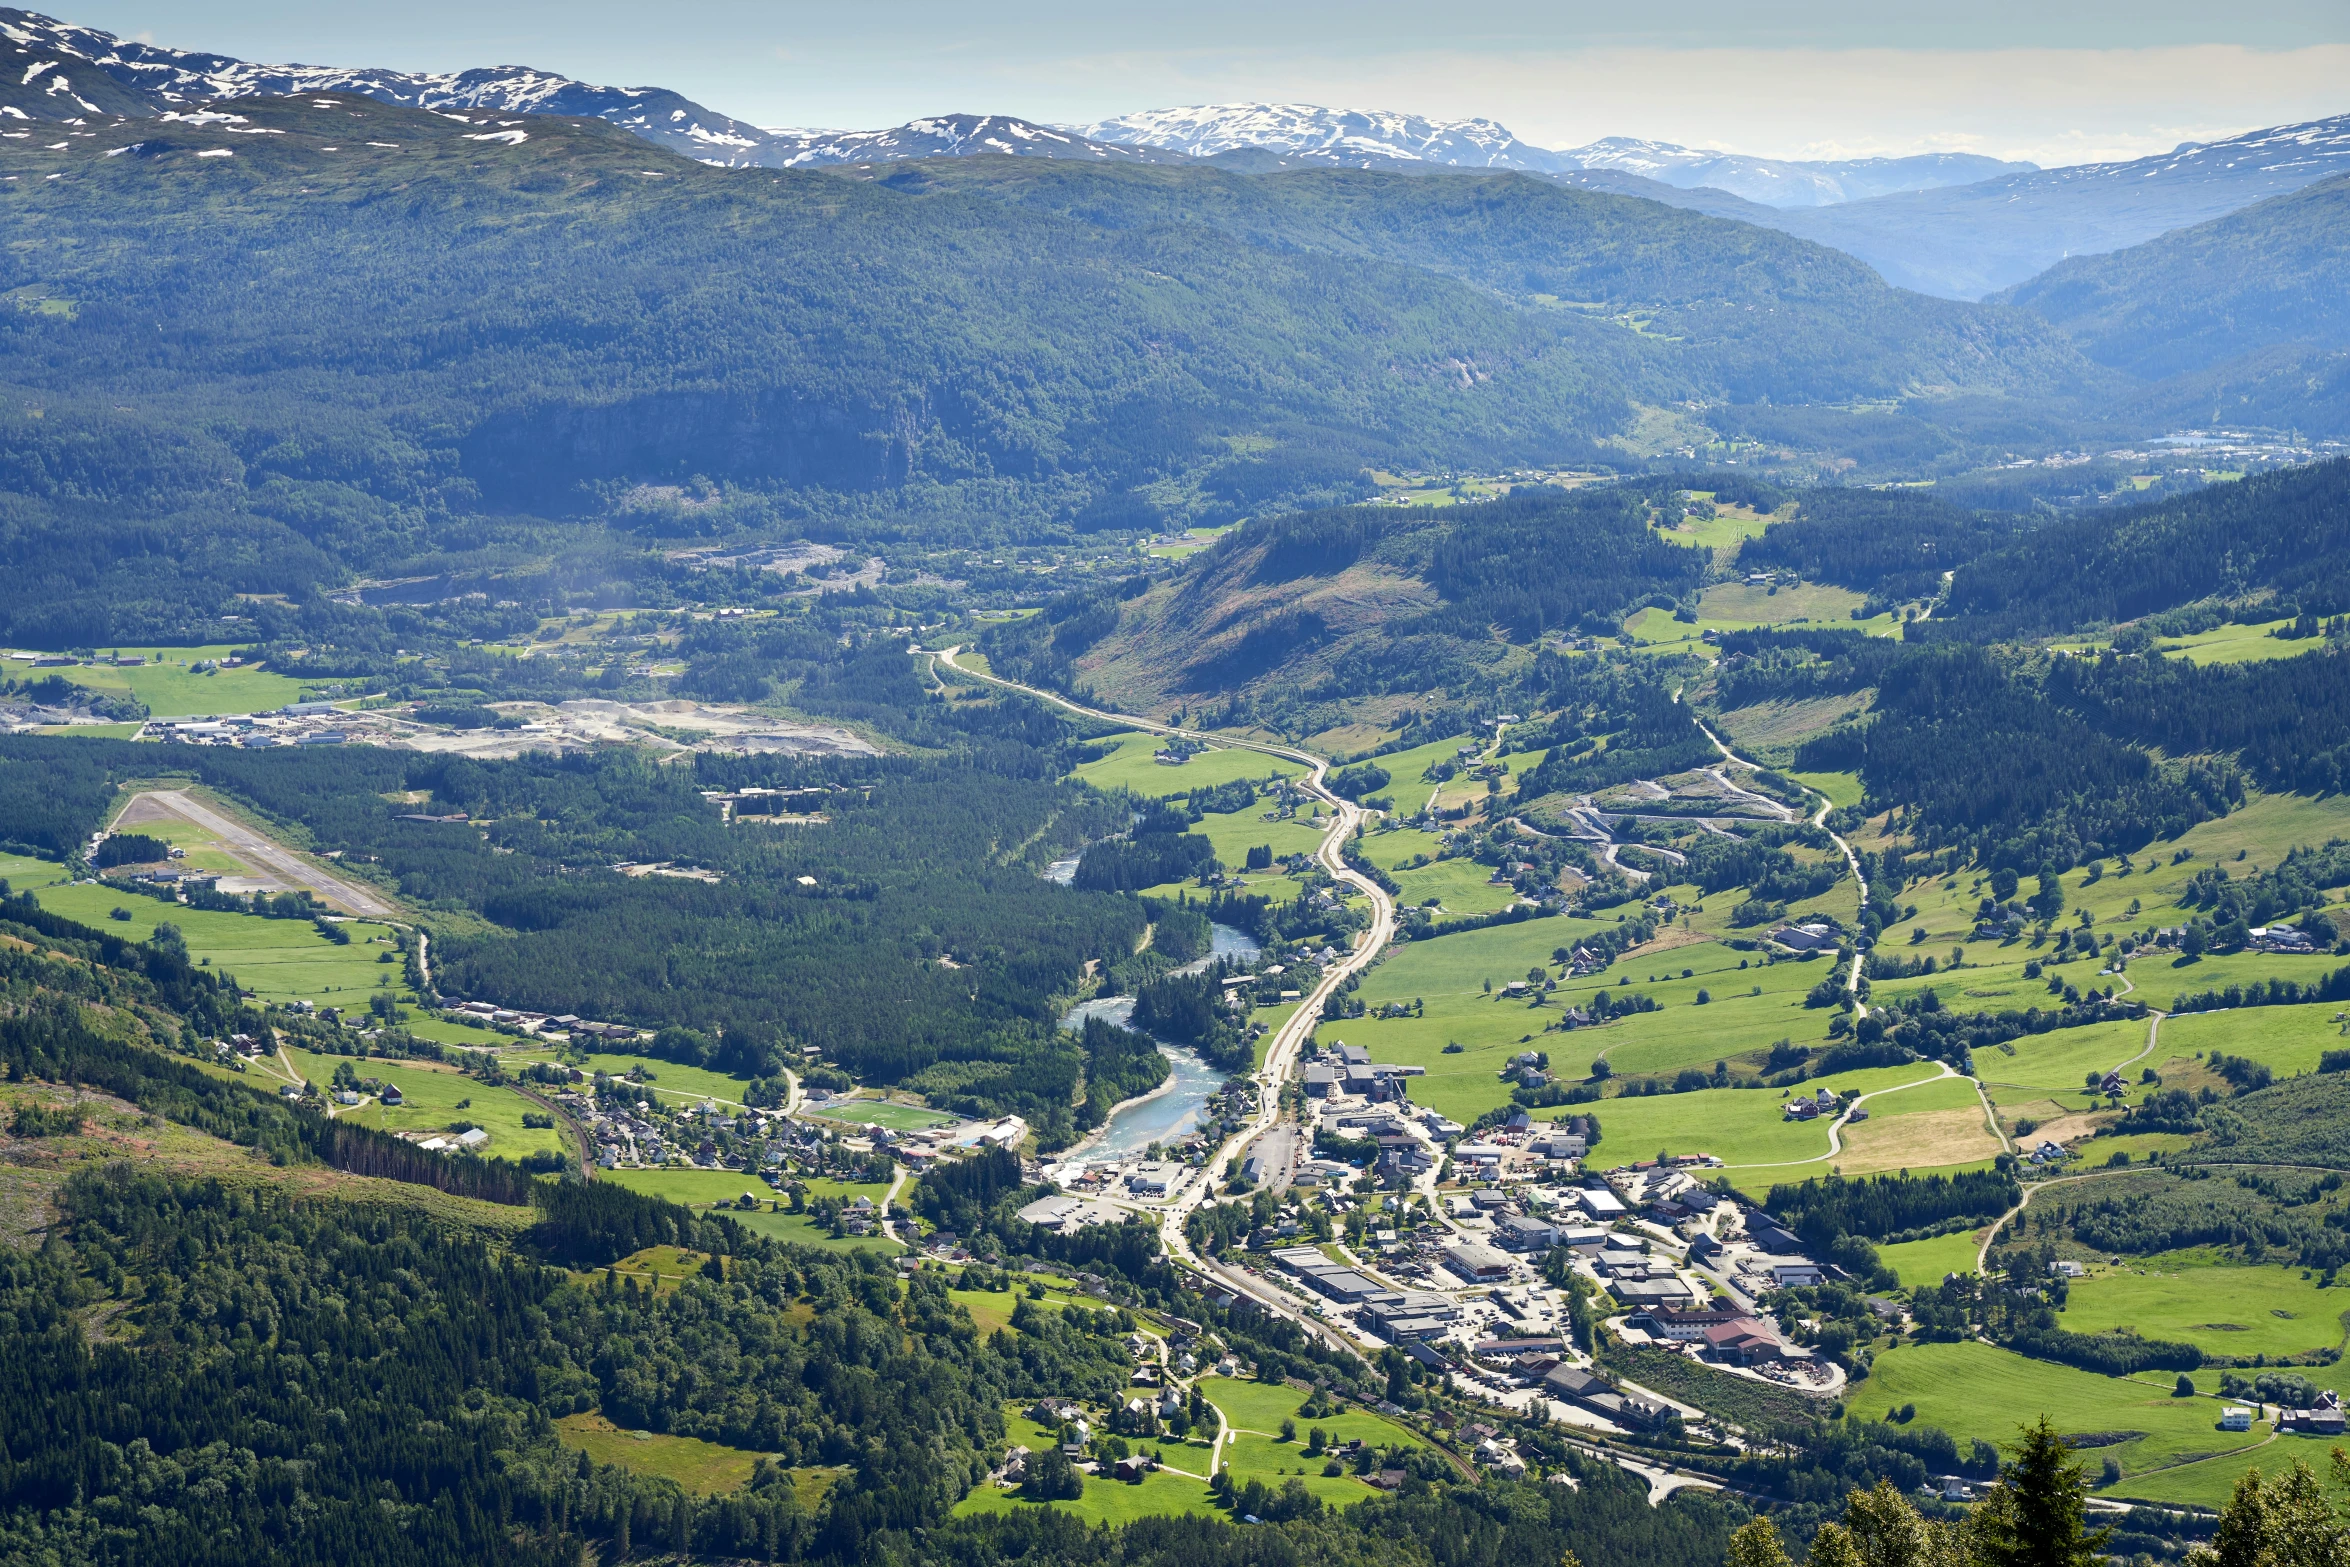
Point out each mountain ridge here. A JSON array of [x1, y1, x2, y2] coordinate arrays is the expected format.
[[1767, 112, 2350, 299], [1072, 103, 2035, 208]]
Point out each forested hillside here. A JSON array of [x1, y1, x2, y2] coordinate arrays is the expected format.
[[2000, 174, 2350, 384], [0, 641, 1163, 1146], [1001, 482, 1709, 728], [0, 86, 2131, 649], [1933, 458, 2350, 637]]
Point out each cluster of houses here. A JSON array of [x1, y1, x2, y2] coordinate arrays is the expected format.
[[1783, 1086, 1844, 1122], [444, 1001, 650, 1043]]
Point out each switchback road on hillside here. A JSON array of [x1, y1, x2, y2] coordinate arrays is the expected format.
[[1692, 719, 1869, 1013], [933, 647, 1396, 1353]]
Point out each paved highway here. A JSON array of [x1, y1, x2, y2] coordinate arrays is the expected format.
[[934, 647, 1397, 1354]]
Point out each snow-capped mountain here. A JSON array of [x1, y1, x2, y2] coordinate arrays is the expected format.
[[0, 9, 1182, 171], [0, 7, 775, 163], [1074, 103, 1570, 172], [1072, 103, 2031, 206], [759, 114, 1177, 168]]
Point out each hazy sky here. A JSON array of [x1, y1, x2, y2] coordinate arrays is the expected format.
[[70, 1, 2350, 167]]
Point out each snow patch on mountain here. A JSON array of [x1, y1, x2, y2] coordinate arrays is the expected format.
[[1075, 102, 1566, 172], [758, 113, 1177, 168], [1076, 103, 2032, 206]]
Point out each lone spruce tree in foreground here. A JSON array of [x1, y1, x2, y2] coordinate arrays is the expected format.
[[1971, 1416, 2111, 1567], [1723, 1419, 2107, 1567]]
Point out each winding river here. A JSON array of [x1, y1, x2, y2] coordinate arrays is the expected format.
[[1052, 922, 1260, 1167]]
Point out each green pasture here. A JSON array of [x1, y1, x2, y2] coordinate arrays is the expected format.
[[955, 1406, 1221, 1524], [2159, 1004, 2350, 1081], [1662, 501, 1780, 557], [604, 1168, 899, 1252], [543, 1050, 758, 1106], [1072, 733, 1304, 801], [1584, 1061, 1945, 1171], [50, 646, 304, 717], [2060, 1255, 2350, 1361], [1866, 945, 2341, 1036], [554, 1414, 775, 1495], [1883, 792, 2350, 967], [1337, 917, 1847, 1127], [604, 1168, 785, 1207], [1863, 1074, 1984, 1119], [1392, 857, 1518, 917], [1876, 1230, 1985, 1288], [1178, 802, 1329, 880], [1788, 770, 1865, 810], [33, 722, 142, 738], [956, 1466, 1222, 1525], [1865, 1340, 2270, 1492], [0, 856, 406, 1005], [1973, 1018, 2155, 1101], [1697, 581, 1874, 627], [1200, 1377, 1420, 1506], [1366, 822, 1448, 869], [296, 1046, 570, 1162], [2156, 619, 2324, 668], [95, 806, 248, 879], [1620, 586, 1896, 660]]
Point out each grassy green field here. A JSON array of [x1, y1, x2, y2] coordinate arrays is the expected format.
[[1336, 915, 1862, 1127], [0, 852, 414, 1007], [1620, 586, 1897, 660], [535, 1050, 758, 1105], [554, 1413, 773, 1495], [1199, 1377, 1421, 1507], [955, 1406, 1222, 1524], [604, 1168, 900, 1252], [957, 1466, 1222, 1525], [1660, 500, 1782, 558], [1072, 733, 1304, 801], [47, 646, 305, 717], [1879, 793, 2350, 995], [1788, 771, 1865, 810], [96, 803, 252, 879], [2059, 1255, 2350, 1360], [1865, 1340, 2270, 1493], [1972, 1019, 2155, 1117], [1876, 1230, 1985, 1287], [2160, 1004, 2350, 1081], [1866, 944, 2344, 1047], [2154, 620, 2323, 668], [294, 1046, 570, 1162], [1364, 821, 1446, 864], [1392, 857, 1518, 917], [1588, 1061, 1946, 1171]]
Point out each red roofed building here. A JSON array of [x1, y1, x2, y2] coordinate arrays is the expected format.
[[1703, 1319, 1787, 1366]]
